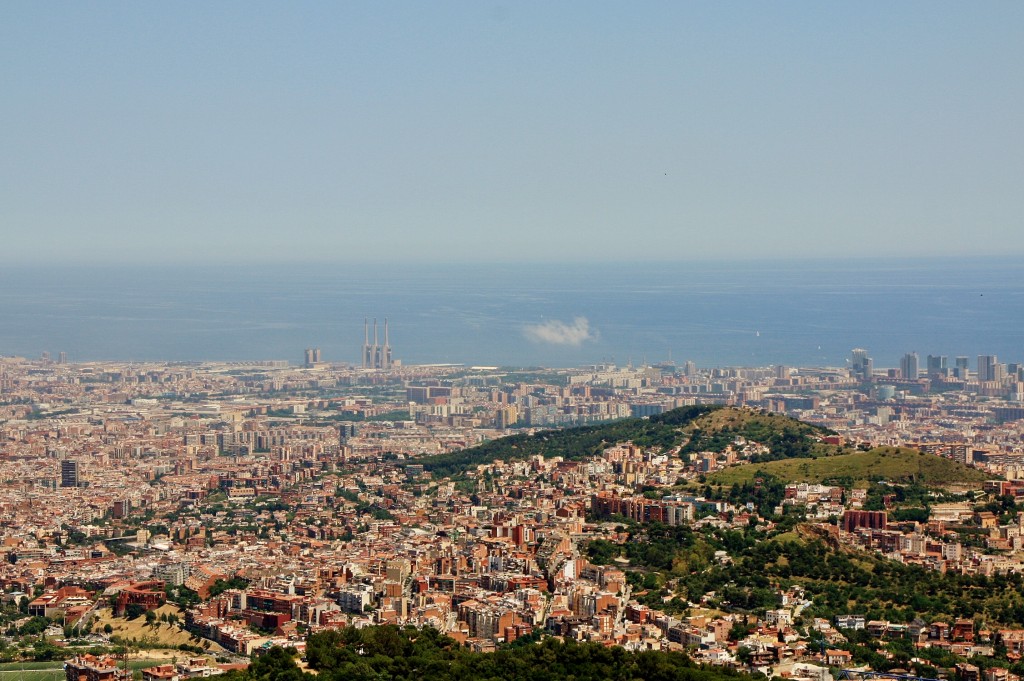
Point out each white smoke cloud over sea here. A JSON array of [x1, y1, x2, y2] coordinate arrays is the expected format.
[[522, 317, 597, 346]]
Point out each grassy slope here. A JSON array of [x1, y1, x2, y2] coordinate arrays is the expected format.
[[0, 659, 169, 680], [93, 604, 224, 652], [682, 407, 824, 442], [707, 446, 990, 487]]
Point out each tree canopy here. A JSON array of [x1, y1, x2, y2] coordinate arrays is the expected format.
[[223, 626, 759, 681]]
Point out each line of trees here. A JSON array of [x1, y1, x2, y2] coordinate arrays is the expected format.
[[222, 625, 761, 681]]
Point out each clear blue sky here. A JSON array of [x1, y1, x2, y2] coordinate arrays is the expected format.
[[3, 2, 1022, 264]]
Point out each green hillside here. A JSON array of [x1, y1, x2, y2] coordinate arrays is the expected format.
[[413, 405, 722, 478], [707, 446, 990, 487], [413, 405, 986, 489], [589, 521, 1024, 631], [412, 405, 833, 479]]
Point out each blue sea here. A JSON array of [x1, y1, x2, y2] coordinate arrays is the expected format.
[[1, 258, 1022, 369]]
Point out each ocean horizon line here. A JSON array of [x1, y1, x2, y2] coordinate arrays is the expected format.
[[6, 253, 1024, 271]]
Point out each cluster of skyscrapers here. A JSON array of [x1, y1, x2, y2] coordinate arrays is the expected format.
[[850, 348, 873, 381], [854, 348, 1012, 382]]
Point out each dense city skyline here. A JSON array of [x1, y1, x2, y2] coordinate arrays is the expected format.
[[5, 352, 1024, 676]]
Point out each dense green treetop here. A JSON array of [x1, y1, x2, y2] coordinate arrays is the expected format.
[[223, 626, 760, 681]]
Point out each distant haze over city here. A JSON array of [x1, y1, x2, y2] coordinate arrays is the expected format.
[[1, 258, 1022, 369]]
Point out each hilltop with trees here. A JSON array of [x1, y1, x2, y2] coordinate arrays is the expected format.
[[413, 405, 837, 479]]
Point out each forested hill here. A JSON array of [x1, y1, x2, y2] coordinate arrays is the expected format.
[[225, 626, 761, 681], [587, 521, 1024, 630], [677, 406, 834, 461], [411, 405, 834, 479]]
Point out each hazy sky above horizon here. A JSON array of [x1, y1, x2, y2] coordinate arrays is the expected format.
[[3, 3, 1022, 264]]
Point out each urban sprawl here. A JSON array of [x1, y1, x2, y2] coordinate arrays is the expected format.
[[4, 343, 1024, 681]]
